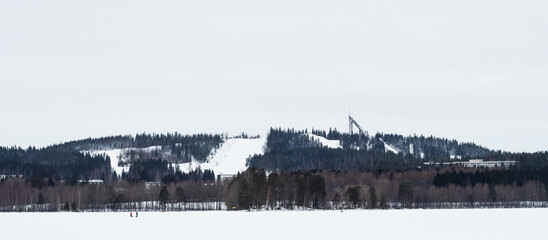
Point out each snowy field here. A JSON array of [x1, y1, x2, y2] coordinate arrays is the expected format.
[[1, 209, 547, 240]]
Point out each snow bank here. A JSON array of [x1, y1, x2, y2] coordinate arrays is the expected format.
[[1, 209, 546, 240]]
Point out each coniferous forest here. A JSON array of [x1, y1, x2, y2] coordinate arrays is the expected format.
[[1, 129, 548, 212]]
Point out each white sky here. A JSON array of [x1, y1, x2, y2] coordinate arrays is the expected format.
[[1, 0, 547, 152]]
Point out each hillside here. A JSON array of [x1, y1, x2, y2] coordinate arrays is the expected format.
[[177, 137, 266, 175], [247, 128, 508, 172], [1, 128, 548, 183], [2, 129, 548, 213]]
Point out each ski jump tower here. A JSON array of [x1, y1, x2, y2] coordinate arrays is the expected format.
[[348, 115, 369, 139]]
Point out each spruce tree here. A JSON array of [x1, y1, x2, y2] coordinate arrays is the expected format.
[[379, 194, 388, 209], [237, 180, 253, 210], [71, 200, 78, 212], [398, 182, 414, 208], [37, 193, 45, 205], [344, 186, 361, 209], [159, 186, 169, 211]]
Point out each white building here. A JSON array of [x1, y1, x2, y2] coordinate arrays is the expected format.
[[456, 159, 516, 168], [77, 179, 104, 184], [145, 181, 161, 190], [217, 174, 237, 181]]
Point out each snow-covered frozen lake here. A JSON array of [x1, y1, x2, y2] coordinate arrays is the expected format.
[[1, 209, 546, 240]]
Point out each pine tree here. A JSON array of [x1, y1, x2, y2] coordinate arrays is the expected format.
[[344, 186, 361, 209], [71, 200, 78, 212], [237, 180, 253, 210], [37, 192, 45, 205], [398, 182, 414, 208], [47, 177, 55, 187], [112, 193, 125, 211], [379, 194, 388, 209], [159, 186, 169, 211]]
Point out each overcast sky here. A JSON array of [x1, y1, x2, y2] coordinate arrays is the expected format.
[[1, 0, 547, 152]]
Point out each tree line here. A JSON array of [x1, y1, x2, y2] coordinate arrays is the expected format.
[[433, 169, 548, 191], [0, 177, 223, 212], [122, 159, 215, 183], [247, 147, 421, 172], [2, 166, 547, 212], [225, 167, 548, 210]]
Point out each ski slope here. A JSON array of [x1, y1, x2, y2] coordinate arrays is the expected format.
[[84, 137, 266, 177], [178, 137, 266, 175], [83, 146, 162, 175], [307, 134, 341, 148], [85, 149, 127, 175], [1, 209, 546, 240]]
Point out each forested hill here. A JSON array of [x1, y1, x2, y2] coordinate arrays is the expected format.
[[48, 132, 223, 153], [0, 133, 224, 183], [264, 127, 495, 159], [247, 128, 548, 172], [3, 129, 548, 212], [48, 132, 223, 163], [2, 129, 548, 183], [309, 128, 494, 159], [0, 146, 110, 186]]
